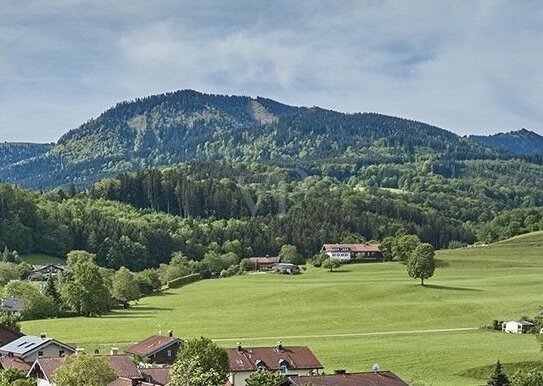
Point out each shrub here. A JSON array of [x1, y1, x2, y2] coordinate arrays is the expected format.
[[167, 273, 202, 289]]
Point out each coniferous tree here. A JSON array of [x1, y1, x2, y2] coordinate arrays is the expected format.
[[487, 360, 510, 386]]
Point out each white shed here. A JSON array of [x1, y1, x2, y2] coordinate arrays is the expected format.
[[502, 320, 534, 334]]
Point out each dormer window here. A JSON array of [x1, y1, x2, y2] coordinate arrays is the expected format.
[[254, 359, 267, 371], [278, 359, 289, 374]]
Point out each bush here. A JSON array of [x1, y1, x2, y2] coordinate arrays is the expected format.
[[167, 273, 202, 289]]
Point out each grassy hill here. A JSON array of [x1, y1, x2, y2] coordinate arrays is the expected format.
[[21, 233, 543, 385]]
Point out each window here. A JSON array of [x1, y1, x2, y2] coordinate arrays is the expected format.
[[38, 351, 44, 357], [59, 350, 65, 357], [167, 350, 172, 357]]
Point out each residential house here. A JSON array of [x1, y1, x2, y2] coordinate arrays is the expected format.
[[321, 243, 382, 262], [0, 297, 24, 314], [125, 333, 183, 364], [502, 320, 534, 334], [281, 370, 409, 385], [0, 334, 76, 367], [28, 354, 169, 386], [0, 324, 24, 347], [29, 265, 65, 281], [226, 343, 323, 386], [248, 256, 281, 271]]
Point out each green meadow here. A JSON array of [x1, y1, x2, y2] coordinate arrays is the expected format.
[[22, 232, 543, 385]]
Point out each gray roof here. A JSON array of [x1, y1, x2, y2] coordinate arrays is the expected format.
[[0, 297, 24, 312], [0, 336, 50, 356]]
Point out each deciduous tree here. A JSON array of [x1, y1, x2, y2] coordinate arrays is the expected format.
[[52, 355, 116, 386], [406, 243, 435, 285]]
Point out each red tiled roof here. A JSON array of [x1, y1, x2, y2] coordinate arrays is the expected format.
[[126, 335, 182, 357], [248, 257, 280, 265], [226, 346, 323, 372], [141, 367, 171, 385], [0, 356, 31, 371], [286, 371, 409, 386], [322, 243, 381, 253], [30, 357, 63, 381]]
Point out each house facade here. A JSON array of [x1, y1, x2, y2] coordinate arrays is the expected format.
[[248, 256, 280, 271], [29, 265, 65, 281], [0, 335, 76, 365], [321, 243, 382, 261], [226, 344, 323, 386], [125, 334, 183, 364], [502, 320, 534, 334]]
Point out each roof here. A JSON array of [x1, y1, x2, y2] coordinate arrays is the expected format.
[[0, 297, 24, 312], [0, 356, 31, 371], [285, 371, 409, 386], [141, 367, 171, 385], [226, 345, 323, 372], [322, 243, 382, 253], [109, 379, 156, 386], [0, 336, 75, 358], [0, 324, 25, 347], [125, 335, 183, 357], [29, 355, 141, 383], [248, 256, 280, 264], [32, 264, 65, 272]]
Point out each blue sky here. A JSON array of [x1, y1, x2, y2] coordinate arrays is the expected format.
[[1, 0, 542, 142]]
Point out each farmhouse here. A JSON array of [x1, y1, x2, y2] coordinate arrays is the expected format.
[[226, 343, 323, 386], [502, 320, 534, 334], [248, 256, 280, 271], [125, 333, 183, 364], [280, 370, 409, 385], [0, 334, 76, 372], [321, 243, 382, 262], [29, 264, 65, 281]]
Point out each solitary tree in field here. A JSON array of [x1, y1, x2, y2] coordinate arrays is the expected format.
[[322, 258, 341, 272], [487, 360, 510, 386], [406, 243, 435, 285], [112, 266, 141, 306]]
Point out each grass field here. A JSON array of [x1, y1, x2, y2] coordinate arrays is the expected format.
[[21, 233, 543, 385], [20, 253, 65, 265]]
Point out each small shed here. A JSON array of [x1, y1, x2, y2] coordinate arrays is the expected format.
[[502, 320, 534, 334]]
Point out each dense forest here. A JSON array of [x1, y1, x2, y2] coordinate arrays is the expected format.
[[469, 129, 543, 156]]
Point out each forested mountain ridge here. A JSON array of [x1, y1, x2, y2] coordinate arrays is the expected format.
[[469, 129, 543, 156], [0, 89, 507, 189], [0, 142, 52, 166]]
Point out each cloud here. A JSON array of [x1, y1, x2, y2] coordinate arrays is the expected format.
[[0, 0, 542, 142]]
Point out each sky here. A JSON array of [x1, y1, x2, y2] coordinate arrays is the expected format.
[[1, 0, 542, 143]]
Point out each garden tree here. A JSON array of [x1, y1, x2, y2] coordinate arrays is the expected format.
[[0, 310, 21, 332], [487, 361, 510, 386], [4, 280, 57, 319], [60, 251, 111, 316], [322, 258, 341, 272], [0, 368, 33, 386], [44, 275, 62, 306], [0, 262, 19, 286], [111, 267, 141, 305], [135, 269, 162, 295], [391, 234, 421, 262], [406, 243, 436, 285], [170, 337, 229, 386], [16, 262, 33, 280], [279, 244, 304, 265], [511, 369, 543, 386], [10, 379, 36, 386], [245, 371, 285, 386], [1, 247, 19, 263], [159, 253, 192, 284], [52, 355, 116, 386]]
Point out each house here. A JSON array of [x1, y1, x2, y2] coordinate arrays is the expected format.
[[0, 334, 76, 365], [226, 343, 323, 386], [0, 297, 24, 314], [0, 324, 25, 347], [125, 333, 183, 364], [248, 256, 281, 271], [281, 370, 409, 385], [29, 265, 65, 281], [502, 320, 534, 334], [27, 354, 169, 386], [321, 243, 382, 262]]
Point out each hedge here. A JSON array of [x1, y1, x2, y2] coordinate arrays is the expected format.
[[167, 273, 202, 289]]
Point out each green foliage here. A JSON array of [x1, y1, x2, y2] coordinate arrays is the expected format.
[[135, 269, 162, 295], [4, 281, 57, 320], [60, 251, 111, 316], [245, 371, 285, 386], [44, 275, 62, 306], [0, 368, 34, 386], [487, 361, 510, 386], [511, 368, 543, 386], [167, 274, 202, 289], [15, 262, 33, 280], [0, 310, 21, 332], [322, 258, 341, 272], [390, 234, 421, 262], [0, 262, 19, 286], [406, 243, 436, 285], [279, 244, 304, 265], [111, 267, 141, 304], [52, 355, 117, 386], [171, 337, 229, 386]]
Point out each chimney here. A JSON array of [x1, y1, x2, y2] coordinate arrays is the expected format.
[[236, 342, 242, 351], [276, 341, 283, 351], [40, 332, 46, 339], [110, 347, 118, 356], [168, 330, 173, 338]]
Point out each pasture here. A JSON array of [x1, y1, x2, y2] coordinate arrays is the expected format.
[[21, 232, 543, 385]]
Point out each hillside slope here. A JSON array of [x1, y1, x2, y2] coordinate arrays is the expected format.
[[469, 129, 543, 156], [0, 90, 501, 189]]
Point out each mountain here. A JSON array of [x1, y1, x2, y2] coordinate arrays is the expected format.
[[468, 129, 543, 156], [0, 90, 503, 189], [0, 142, 52, 166]]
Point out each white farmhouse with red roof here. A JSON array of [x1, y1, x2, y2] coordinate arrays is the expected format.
[[321, 243, 382, 262]]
